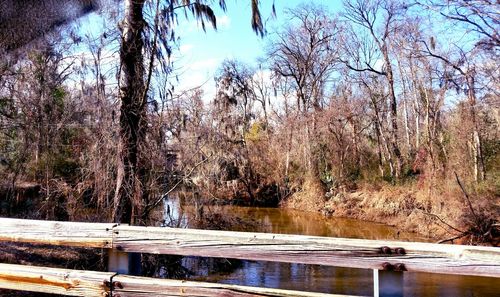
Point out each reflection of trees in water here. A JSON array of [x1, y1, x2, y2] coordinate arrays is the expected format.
[[158, 205, 387, 295], [203, 260, 373, 295], [148, 201, 493, 296], [142, 254, 191, 279], [182, 257, 243, 278], [142, 197, 255, 280], [142, 254, 245, 280], [224, 205, 422, 241]]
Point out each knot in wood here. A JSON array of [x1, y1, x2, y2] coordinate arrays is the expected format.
[[382, 262, 394, 270], [394, 263, 407, 271], [395, 247, 406, 255], [103, 280, 111, 288], [113, 281, 123, 289], [380, 246, 392, 255]]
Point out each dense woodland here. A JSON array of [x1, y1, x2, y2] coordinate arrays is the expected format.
[[0, 0, 498, 244]]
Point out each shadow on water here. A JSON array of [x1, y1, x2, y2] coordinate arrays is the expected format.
[[156, 198, 500, 296]]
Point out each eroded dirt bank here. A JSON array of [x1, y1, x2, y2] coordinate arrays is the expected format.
[[282, 182, 499, 245]]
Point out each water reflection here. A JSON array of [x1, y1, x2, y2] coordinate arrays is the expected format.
[[163, 199, 500, 296], [208, 262, 373, 296]]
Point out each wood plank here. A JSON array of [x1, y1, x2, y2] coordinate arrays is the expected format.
[[0, 263, 359, 297], [0, 218, 114, 248], [113, 225, 500, 278], [0, 263, 113, 297], [0, 218, 499, 278], [112, 275, 361, 297]]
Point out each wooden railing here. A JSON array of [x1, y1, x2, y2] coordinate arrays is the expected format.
[[0, 217, 499, 297]]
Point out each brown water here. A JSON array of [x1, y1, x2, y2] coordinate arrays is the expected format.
[[164, 201, 500, 296]]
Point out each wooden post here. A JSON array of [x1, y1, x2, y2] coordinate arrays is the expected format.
[[374, 269, 404, 297], [108, 250, 141, 275]]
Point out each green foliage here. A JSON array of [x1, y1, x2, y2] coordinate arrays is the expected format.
[[344, 166, 361, 182], [320, 170, 334, 189], [29, 152, 80, 181], [0, 97, 14, 115], [52, 87, 66, 109], [476, 138, 500, 196], [44, 86, 66, 115], [61, 126, 85, 147], [245, 122, 266, 142], [483, 139, 500, 172], [52, 155, 80, 178], [25, 126, 84, 182]]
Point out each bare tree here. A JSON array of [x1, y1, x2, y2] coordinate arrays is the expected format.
[[417, 39, 487, 181], [341, 0, 406, 179], [269, 3, 339, 177], [418, 0, 499, 51]]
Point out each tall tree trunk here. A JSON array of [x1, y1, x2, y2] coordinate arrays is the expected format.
[[383, 48, 402, 179], [409, 57, 421, 151], [396, 57, 413, 158], [113, 0, 147, 224], [363, 80, 393, 177], [466, 72, 485, 181], [371, 94, 394, 177], [423, 85, 437, 175]]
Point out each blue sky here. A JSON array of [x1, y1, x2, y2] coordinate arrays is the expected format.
[[73, 0, 479, 103], [74, 1, 344, 98], [171, 0, 343, 94], [73, 1, 343, 99]]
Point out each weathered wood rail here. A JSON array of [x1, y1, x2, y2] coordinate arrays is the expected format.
[[0, 263, 356, 297], [0, 217, 499, 297]]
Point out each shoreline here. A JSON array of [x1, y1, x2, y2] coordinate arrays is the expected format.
[[280, 183, 499, 245]]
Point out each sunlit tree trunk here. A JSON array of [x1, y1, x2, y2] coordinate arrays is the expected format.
[[466, 71, 486, 181], [396, 58, 413, 157]]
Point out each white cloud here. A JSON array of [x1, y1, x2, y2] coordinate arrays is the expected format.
[[179, 44, 194, 54], [190, 58, 220, 70], [253, 69, 272, 83], [176, 70, 216, 102], [217, 15, 231, 29], [173, 57, 222, 102], [373, 59, 385, 73], [176, 14, 230, 33]]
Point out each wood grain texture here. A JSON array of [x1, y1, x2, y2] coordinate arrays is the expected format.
[[112, 275, 361, 297], [0, 263, 358, 297], [0, 218, 114, 248], [113, 225, 500, 278], [0, 218, 499, 278], [0, 263, 113, 296]]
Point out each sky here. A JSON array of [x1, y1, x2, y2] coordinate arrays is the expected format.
[[67, 0, 480, 104], [74, 1, 344, 100], [71, 0, 341, 100], [155, 0, 343, 97]]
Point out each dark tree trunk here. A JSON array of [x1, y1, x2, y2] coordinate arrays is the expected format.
[[113, 0, 147, 225]]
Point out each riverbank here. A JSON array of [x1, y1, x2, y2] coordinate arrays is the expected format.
[[281, 180, 499, 245]]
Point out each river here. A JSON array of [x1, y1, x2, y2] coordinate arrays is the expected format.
[[161, 199, 499, 296]]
